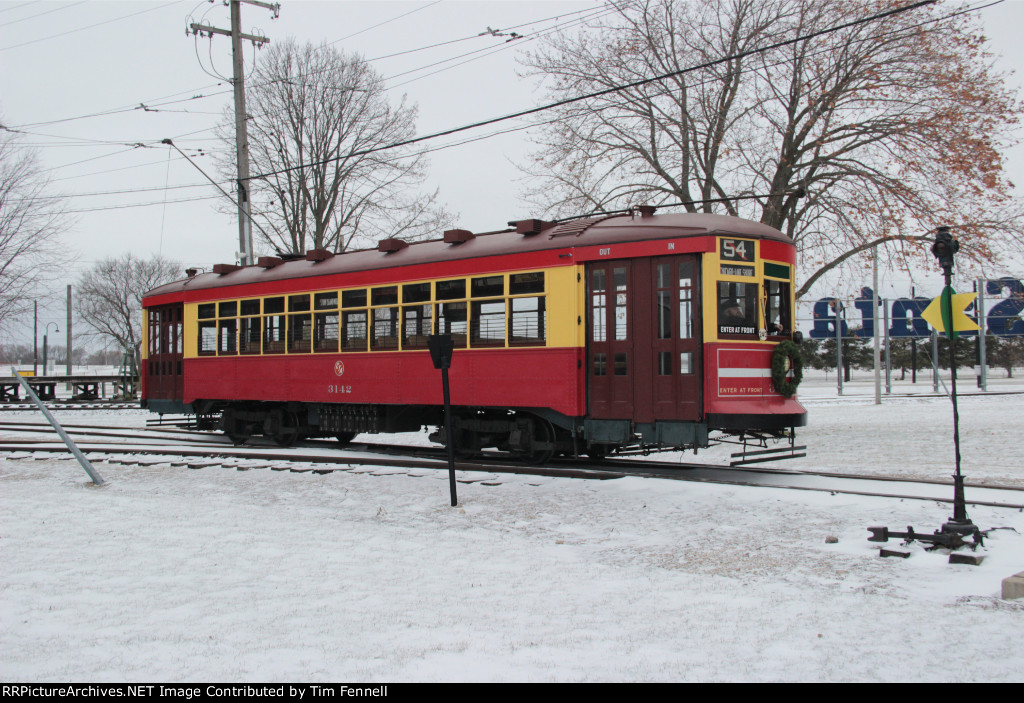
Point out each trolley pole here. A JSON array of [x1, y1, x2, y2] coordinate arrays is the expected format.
[[931, 227, 974, 535]]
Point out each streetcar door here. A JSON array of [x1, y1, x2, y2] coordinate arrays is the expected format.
[[646, 256, 702, 421], [146, 303, 184, 400], [587, 262, 634, 419], [587, 256, 701, 423]]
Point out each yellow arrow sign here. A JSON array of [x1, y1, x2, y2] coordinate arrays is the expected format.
[[921, 291, 979, 336]]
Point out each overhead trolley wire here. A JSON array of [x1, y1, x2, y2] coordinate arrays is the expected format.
[[0, 0, 179, 52], [248, 0, 942, 182], [1, 4, 612, 132], [0, 0, 88, 28]]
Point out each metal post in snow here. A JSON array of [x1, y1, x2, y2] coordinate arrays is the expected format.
[[931, 227, 974, 535], [932, 328, 939, 393], [835, 300, 843, 396], [977, 278, 987, 391], [427, 334, 458, 507], [10, 367, 104, 486], [884, 299, 891, 394]]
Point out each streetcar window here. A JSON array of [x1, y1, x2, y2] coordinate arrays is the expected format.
[[613, 267, 628, 341], [240, 299, 260, 316], [372, 307, 399, 350], [402, 282, 431, 303], [718, 281, 757, 336], [593, 353, 607, 376], [314, 312, 339, 353], [218, 301, 237, 318], [436, 279, 465, 300], [264, 297, 285, 315], [288, 313, 312, 354], [198, 320, 217, 356], [342, 289, 367, 308], [314, 292, 338, 310], [679, 262, 694, 340], [471, 299, 506, 347], [371, 286, 398, 306], [510, 296, 545, 346], [263, 314, 286, 354], [218, 319, 237, 355], [198, 303, 216, 319], [658, 352, 671, 375], [765, 279, 791, 336], [614, 352, 628, 375], [510, 272, 544, 295], [402, 304, 432, 349], [341, 310, 368, 351], [471, 275, 504, 298], [436, 301, 467, 347], [591, 269, 607, 343], [239, 318, 261, 355], [680, 352, 694, 375], [288, 294, 310, 312]]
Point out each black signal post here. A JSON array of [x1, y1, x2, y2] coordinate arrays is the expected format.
[[428, 334, 458, 506], [931, 226, 975, 536]]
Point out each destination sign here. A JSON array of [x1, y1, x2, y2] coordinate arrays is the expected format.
[[720, 238, 755, 263]]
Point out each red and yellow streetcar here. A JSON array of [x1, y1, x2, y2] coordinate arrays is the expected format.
[[142, 209, 806, 461]]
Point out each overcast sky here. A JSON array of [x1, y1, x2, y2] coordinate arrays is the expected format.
[[2, 0, 1023, 343]]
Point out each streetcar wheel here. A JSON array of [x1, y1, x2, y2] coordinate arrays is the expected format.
[[336, 431, 356, 447], [516, 417, 555, 465], [222, 409, 250, 445], [268, 409, 300, 447]]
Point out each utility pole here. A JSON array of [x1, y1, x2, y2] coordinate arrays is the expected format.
[[873, 248, 881, 405], [189, 0, 279, 266], [66, 285, 72, 379], [33, 301, 38, 375]]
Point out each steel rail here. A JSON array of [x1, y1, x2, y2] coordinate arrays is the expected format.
[[4, 439, 1023, 510]]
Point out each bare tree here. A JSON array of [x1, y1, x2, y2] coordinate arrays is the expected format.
[[75, 254, 181, 357], [0, 128, 68, 328], [520, 0, 1022, 297], [220, 39, 452, 255]]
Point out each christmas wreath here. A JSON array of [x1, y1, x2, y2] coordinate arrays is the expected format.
[[771, 340, 803, 398]]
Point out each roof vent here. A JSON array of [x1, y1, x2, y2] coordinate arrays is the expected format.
[[443, 228, 475, 244], [512, 219, 556, 236], [637, 205, 657, 217], [257, 256, 284, 268], [212, 263, 242, 275], [377, 238, 409, 253], [185, 268, 198, 278], [305, 248, 335, 262]]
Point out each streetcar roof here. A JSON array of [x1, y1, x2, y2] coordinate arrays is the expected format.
[[145, 211, 791, 299]]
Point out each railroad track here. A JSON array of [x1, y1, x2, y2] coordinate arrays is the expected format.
[[0, 401, 141, 411], [2, 420, 1023, 510]]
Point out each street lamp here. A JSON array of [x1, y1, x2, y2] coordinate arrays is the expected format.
[[43, 322, 59, 375], [931, 226, 975, 536]]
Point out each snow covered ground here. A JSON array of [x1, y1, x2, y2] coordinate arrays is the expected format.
[[2, 372, 1023, 682]]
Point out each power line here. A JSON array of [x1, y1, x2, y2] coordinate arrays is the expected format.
[[0, 0, 180, 52], [61, 194, 222, 214], [0, 0, 87, 28], [365, 3, 618, 62], [328, 0, 444, 45], [0, 2, 42, 16], [249, 0, 943, 182], [26, 0, 958, 216], [0, 4, 611, 133]]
